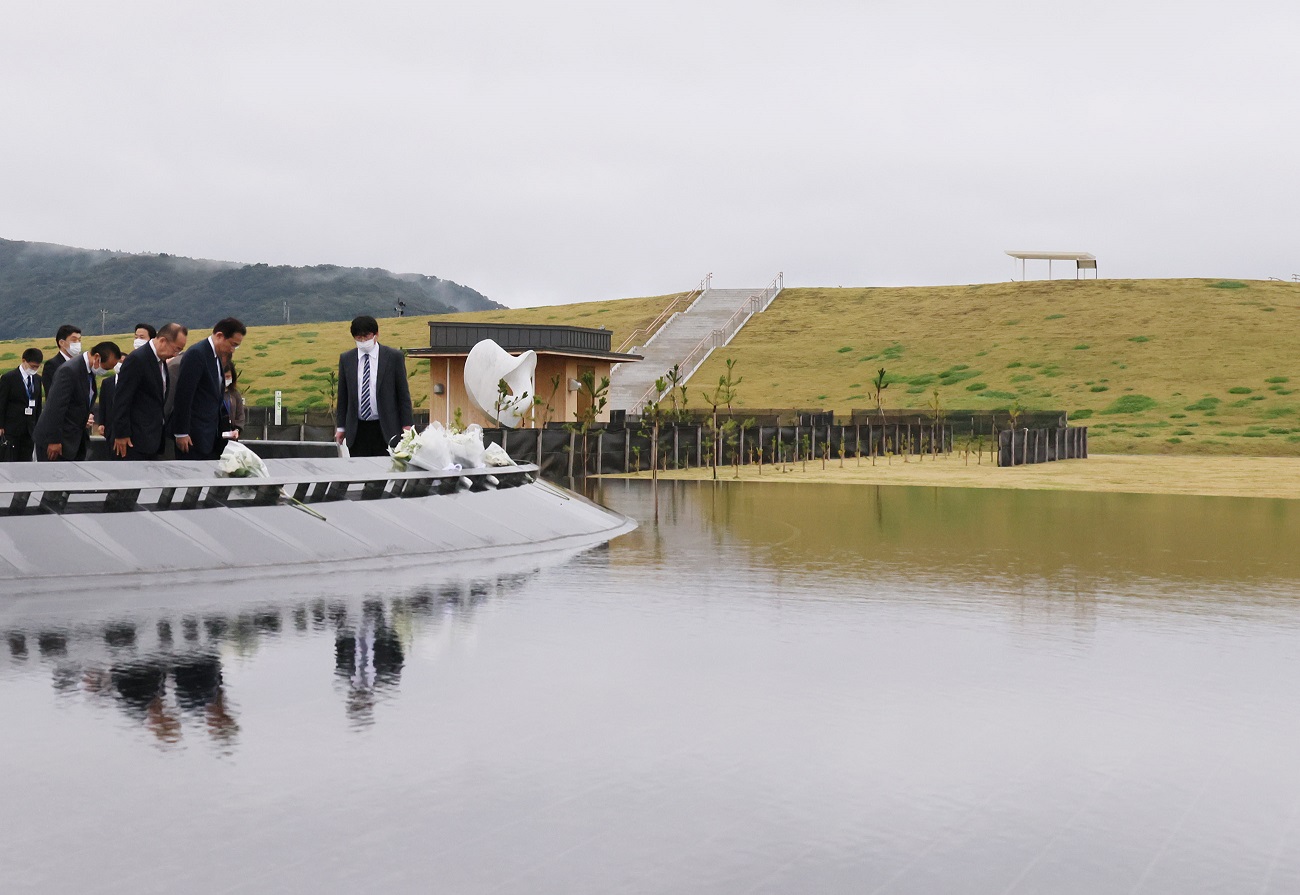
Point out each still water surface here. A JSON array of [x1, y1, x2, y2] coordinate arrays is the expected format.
[[3, 481, 1300, 893]]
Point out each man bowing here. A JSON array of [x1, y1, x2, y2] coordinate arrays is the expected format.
[[335, 315, 413, 457], [111, 323, 188, 460]]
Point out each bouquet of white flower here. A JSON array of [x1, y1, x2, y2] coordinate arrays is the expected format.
[[217, 441, 270, 479], [388, 427, 420, 472], [483, 442, 513, 467], [448, 424, 487, 468]]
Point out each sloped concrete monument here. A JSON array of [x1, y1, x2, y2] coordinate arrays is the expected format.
[[0, 455, 634, 592]]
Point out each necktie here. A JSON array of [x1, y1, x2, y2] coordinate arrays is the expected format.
[[25, 374, 34, 401], [360, 352, 373, 420]]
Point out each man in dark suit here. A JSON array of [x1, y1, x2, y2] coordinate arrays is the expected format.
[[100, 324, 159, 447], [335, 315, 413, 457], [111, 323, 189, 460], [172, 318, 245, 461], [0, 348, 44, 462], [33, 341, 121, 461], [42, 324, 82, 400]]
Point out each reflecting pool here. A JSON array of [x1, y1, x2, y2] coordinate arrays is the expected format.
[[3, 480, 1299, 893]]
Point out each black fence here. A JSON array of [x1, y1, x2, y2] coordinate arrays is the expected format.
[[230, 409, 1087, 474], [480, 422, 972, 478], [998, 427, 1089, 467]]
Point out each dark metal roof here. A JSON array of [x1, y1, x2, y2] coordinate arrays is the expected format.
[[409, 321, 641, 362]]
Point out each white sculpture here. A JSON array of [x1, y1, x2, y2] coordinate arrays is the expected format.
[[464, 339, 538, 428]]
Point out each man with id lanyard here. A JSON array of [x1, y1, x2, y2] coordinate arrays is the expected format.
[[0, 348, 45, 462]]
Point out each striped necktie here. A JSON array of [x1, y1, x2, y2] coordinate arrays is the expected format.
[[360, 352, 373, 420]]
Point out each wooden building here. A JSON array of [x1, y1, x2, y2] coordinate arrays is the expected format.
[[407, 321, 641, 429]]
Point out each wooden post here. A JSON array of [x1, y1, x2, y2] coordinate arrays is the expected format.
[[567, 430, 575, 478], [596, 432, 603, 475], [697, 425, 703, 467], [624, 430, 630, 472], [537, 428, 543, 467]]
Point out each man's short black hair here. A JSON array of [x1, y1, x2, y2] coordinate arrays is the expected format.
[[350, 315, 380, 338], [91, 341, 122, 363], [213, 318, 247, 338], [55, 324, 81, 343], [21, 348, 43, 364], [134, 323, 157, 339]]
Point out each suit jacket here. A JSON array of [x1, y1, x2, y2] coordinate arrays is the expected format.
[[171, 338, 225, 457], [33, 354, 96, 457], [0, 367, 42, 439], [42, 353, 67, 401], [110, 342, 171, 456], [97, 376, 116, 443], [336, 344, 413, 447]]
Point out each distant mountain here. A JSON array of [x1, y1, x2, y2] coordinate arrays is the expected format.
[[0, 238, 503, 340]]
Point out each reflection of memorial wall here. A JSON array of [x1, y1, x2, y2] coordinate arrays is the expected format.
[[2, 570, 541, 746]]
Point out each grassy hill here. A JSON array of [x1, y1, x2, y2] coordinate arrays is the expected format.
[[690, 278, 1300, 455], [4, 278, 1295, 456], [0, 291, 676, 415]]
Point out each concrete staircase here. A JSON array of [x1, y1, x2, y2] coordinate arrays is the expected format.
[[609, 275, 782, 412]]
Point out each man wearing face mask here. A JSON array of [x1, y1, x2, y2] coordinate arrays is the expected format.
[[96, 324, 154, 446], [172, 318, 246, 461], [33, 341, 121, 462], [0, 349, 45, 461], [335, 315, 413, 457], [112, 323, 189, 461], [42, 324, 82, 401]]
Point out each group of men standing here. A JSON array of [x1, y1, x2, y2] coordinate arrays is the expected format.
[[0, 318, 246, 463], [0, 313, 412, 463]]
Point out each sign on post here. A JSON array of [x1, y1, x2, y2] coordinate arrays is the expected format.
[[274, 390, 282, 426]]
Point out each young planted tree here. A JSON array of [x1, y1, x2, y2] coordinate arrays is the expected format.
[[699, 358, 743, 480], [571, 370, 610, 475], [540, 373, 563, 427]]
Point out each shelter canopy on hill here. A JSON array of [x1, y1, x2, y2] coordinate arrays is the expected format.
[[1005, 250, 1098, 281]]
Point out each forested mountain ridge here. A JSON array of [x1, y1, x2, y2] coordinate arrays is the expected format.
[[0, 238, 502, 339]]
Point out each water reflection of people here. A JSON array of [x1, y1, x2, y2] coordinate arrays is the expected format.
[[335, 601, 405, 726], [109, 654, 239, 747]]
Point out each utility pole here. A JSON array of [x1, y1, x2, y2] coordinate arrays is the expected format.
[[100, 309, 108, 334], [284, 301, 290, 324]]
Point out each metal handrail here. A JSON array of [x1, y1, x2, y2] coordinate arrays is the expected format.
[[614, 274, 710, 354], [630, 272, 783, 413]]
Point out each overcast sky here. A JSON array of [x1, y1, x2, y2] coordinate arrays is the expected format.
[[3, 1, 1297, 306]]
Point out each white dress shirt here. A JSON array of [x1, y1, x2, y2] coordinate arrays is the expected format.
[[355, 341, 381, 422]]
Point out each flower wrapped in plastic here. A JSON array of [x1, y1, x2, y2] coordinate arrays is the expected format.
[[388, 427, 420, 472], [483, 442, 513, 467], [448, 424, 487, 468], [217, 441, 270, 479], [216, 441, 271, 500]]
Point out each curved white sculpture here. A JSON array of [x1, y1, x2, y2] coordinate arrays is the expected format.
[[464, 339, 538, 428]]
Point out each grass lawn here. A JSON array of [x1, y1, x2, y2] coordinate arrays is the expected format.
[[688, 278, 1300, 456], [0, 292, 680, 414]]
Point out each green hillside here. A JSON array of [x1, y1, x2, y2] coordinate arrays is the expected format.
[[0, 291, 674, 414], [6, 277, 1295, 456], [691, 279, 1300, 455], [0, 238, 501, 340]]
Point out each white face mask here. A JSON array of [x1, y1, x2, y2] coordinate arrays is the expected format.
[[66, 341, 83, 358], [133, 338, 148, 350], [93, 363, 114, 378], [224, 377, 233, 388], [356, 338, 375, 350]]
